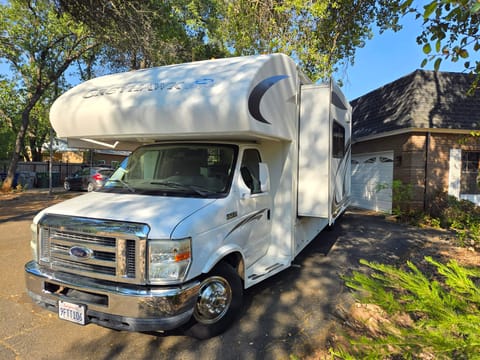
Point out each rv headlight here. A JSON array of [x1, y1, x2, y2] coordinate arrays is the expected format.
[[30, 222, 38, 261], [148, 238, 191, 284]]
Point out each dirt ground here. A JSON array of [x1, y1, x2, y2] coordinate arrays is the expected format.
[[0, 189, 79, 223]]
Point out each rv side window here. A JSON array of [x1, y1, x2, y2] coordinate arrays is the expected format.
[[332, 121, 345, 158], [241, 149, 262, 194]]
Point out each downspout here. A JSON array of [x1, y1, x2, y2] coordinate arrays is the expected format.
[[423, 132, 431, 212]]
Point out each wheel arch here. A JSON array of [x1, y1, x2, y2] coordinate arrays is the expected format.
[[202, 248, 245, 283]]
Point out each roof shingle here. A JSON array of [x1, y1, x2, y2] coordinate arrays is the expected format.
[[351, 70, 480, 140]]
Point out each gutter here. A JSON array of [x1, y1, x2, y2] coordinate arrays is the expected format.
[[352, 127, 473, 144]]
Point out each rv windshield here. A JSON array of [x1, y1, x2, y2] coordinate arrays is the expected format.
[[102, 144, 238, 198]]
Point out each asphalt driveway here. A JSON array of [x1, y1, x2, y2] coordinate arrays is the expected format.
[[0, 201, 451, 360]]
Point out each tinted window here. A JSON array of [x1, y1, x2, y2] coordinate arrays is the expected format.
[[241, 149, 262, 194], [332, 121, 345, 158]]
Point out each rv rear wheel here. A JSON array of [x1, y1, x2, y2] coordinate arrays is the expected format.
[[183, 261, 243, 339]]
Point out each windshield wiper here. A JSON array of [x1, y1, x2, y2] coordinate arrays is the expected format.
[[107, 179, 135, 193], [150, 181, 214, 197]]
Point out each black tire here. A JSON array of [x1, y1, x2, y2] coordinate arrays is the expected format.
[[183, 261, 243, 339], [87, 182, 94, 192]]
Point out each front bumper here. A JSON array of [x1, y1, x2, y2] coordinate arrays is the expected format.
[[25, 260, 201, 332]]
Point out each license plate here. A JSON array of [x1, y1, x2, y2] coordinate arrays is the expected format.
[[58, 300, 86, 325]]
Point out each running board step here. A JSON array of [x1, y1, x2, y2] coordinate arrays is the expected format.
[[245, 257, 291, 286], [248, 262, 284, 280]]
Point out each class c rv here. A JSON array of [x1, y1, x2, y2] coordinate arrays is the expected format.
[[25, 53, 351, 339]]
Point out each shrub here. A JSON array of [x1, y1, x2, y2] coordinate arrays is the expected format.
[[427, 192, 480, 248], [376, 180, 414, 216], [333, 257, 480, 359]]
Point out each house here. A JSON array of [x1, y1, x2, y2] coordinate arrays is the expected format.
[[42, 138, 129, 168], [350, 69, 480, 213]]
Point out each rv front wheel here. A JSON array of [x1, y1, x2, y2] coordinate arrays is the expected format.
[[184, 261, 243, 339]]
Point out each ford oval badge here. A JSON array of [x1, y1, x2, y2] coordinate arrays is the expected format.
[[69, 246, 93, 260]]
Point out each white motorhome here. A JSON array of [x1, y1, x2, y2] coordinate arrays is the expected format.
[[25, 54, 351, 339]]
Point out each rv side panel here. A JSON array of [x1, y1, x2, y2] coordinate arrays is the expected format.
[[297, 84, 331, 218]]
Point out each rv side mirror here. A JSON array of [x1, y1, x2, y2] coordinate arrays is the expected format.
[[259, 162, 270, 193]]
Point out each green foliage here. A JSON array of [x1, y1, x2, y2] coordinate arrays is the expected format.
[[408, 0, 480, 91], [1, 1, 96, 86], [376, 180, 414, 216], [56, 0, 227, 71], [0, 0, 99, 190], [0, 79, 18, 160], [58, 0, 409, 81], [215, 0, 407, 81], [338, 257, 480, 359], [391, 180, 414, 216], [428, 192, 480, 249], [420, 214, 441, 228]]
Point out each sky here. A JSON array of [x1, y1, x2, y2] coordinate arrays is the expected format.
[[339, 11, 468, 101]]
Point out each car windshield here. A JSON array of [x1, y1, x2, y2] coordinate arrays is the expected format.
[[101, 144, 238, 198]]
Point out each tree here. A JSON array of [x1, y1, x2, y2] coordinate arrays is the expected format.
[[0, 0, 100, 191], [216, 0, 407, 81], [56, 0, 227, 72], [27, 93, 54, 162], [0, 77, 61, 163], [412, 0, 480, 90], [58, 0, 408, 82], [0, 79, 19, 162]]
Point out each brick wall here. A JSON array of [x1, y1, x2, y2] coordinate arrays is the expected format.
[[353, 131, 480, 212], [353, 133, 424, 210]]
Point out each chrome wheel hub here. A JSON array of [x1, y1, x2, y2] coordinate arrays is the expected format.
[[194, 276, 232, 324]]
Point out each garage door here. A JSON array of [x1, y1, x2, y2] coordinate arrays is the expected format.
[[351, 151, 393, 213]]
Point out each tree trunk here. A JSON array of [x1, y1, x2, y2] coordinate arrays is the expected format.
[[30, 133, 46, 162], [1, 94, 40, 192]]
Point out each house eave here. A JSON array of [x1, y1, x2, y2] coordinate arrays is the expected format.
[[352, 127, 475, 144]]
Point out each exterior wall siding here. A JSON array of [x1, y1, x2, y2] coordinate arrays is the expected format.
[[353, 133, 425, 210], [353, 132, 480, 212]]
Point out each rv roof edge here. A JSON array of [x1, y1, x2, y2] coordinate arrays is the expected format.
[[51, 54, 302, 149]]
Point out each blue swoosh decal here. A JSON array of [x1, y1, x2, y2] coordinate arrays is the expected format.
[[248, 75, 289, 124]]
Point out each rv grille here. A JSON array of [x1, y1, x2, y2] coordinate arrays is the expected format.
[[38, 215, 149, 284]]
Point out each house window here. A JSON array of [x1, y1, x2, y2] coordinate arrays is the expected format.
[[461, 151, 480, 194], [332, 121, 345, 158]]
